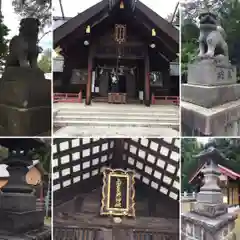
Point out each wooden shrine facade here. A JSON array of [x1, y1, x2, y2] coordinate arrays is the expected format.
[[53, 0, 179, 106], [53, 138, 180, 239]]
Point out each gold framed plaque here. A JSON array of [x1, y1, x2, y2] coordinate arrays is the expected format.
[[100, 168, 135, 217]]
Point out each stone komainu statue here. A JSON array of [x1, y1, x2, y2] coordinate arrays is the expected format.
[[6, 18, 40, 68], [198, 11, 228, 59]]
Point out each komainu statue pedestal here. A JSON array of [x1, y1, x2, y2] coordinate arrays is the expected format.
[[182, 57, 240, 136], [0, 67, 51, 136]]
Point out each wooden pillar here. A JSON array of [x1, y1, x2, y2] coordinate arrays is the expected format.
[[86, 46, 94, 105], [144, 48, 150, 106]]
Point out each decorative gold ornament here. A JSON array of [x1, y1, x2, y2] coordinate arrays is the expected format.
[[100, 168, 135, 217], [120, 1, 124, 9], [115, 24, 126, 44], [86, 25, 91, 34], [55, 46, 62, 55], [152, 28, 156, 36]]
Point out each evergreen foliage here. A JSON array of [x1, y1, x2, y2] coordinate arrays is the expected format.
[[182, 138, 240, 192], [0, 19, 9, 70], [181, 0, 240, 79], [12, 0, 51, 30]]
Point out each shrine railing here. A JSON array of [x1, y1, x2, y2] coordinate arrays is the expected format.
[[53, 227, 178, 240], [151, 95, 179, 105], [54, 92, 82, 103]]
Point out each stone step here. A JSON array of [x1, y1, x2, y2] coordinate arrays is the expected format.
[[54, 119, 178, 128], [55, 115, 178, 123], [92, 98, 140, 103], [57, 107, 178, 114], [54, 125, 179, 137], [57, 111, 178, 117]]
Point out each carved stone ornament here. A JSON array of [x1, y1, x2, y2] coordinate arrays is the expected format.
[[198, 10, 229, 60], [100, 168, 135, 217]]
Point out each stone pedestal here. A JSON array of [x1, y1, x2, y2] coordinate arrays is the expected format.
[[0, 67, 51, 136], [187, 58, 236, 86], [182, 58, 240, 136]]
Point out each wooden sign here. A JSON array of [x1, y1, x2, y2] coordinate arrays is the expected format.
[[100, 168, 135, 217]]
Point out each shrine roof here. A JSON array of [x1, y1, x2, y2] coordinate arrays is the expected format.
[[189, 162, 240, 184], [53, 0, 179, 55], [53, 138, 180, 205], [0, 139, 47, 150]]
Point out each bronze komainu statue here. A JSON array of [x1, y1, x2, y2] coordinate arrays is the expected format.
[[198, 11, 228, 59], [6, 18, 40, 68]]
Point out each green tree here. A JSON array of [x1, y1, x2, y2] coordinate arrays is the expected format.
[[181, 0, 240, 78], [38, 48, 51, 73], [182, 138, 240, 191], [0, 19, 9, 70], [12, 0, 51, 30], [0, 146, 8, 159], [181, 138, 204, 191]]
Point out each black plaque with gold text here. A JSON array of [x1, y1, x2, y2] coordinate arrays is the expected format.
[[100, 168, 135, 217]]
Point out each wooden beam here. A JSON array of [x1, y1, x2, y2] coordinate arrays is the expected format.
[[86, 45, 94, 105], [54, 213, 179, 233]]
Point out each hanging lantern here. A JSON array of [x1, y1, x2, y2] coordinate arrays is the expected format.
[[120, 1, 124, 9], [152, 28, 156, 37], [86, 25, 91, 34]]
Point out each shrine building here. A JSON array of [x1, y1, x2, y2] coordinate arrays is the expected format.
[[189, 161, 240, 206], [53, 0, 179, 106], [53, 138, 180, 239]]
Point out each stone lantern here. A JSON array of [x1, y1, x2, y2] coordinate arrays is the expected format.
[[0, 139, 51, 239], [181, 142, 237, 240]]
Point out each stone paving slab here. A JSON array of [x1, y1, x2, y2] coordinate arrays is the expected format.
[[54, 102, 179, 111], [54, 126, 179, 137]]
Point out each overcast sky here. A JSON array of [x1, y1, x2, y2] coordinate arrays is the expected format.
[[196, 137, 210, 145], [2, 1, 52, 50], [52, 0, 179, 18], [1, 0, 178, 53]]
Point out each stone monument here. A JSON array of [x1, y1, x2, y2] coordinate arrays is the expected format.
[[181, 143, 237, 240], [181, 10, 240, 136], [0, 18, 51, 136], [0, 139, 51, 239]]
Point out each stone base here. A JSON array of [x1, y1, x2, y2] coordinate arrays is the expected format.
[[0, 193, 36, 212], [182, 212, 237, 240], [0, 104, 51, 136], [182, 84, 240, 108], [188, 58, 236, 86], [0, 210, 45, 233], [192, 202, 228, 218], [0, 67, 50, 108], [181, 99, 240, 136], [0, 66, 51, 136], [0, 226, 51, 240]]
